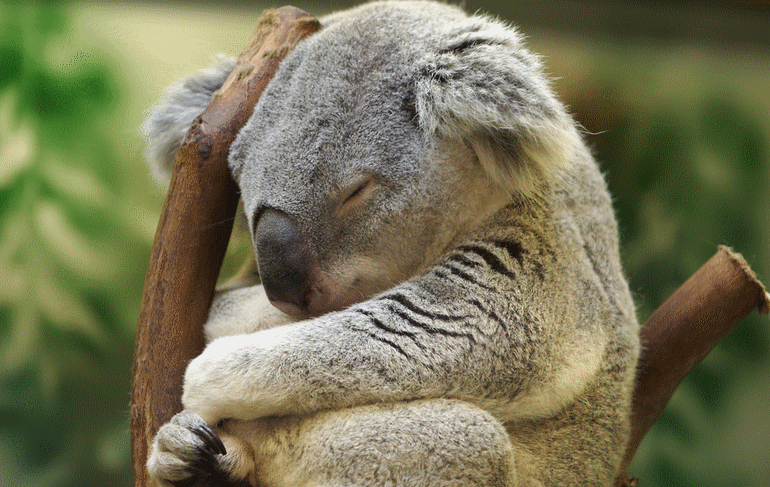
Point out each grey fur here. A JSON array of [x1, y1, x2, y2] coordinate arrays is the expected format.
[[143, 2, 639, 486], [141, 54, 236, 185]]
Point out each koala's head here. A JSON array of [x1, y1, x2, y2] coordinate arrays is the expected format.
[[145, 1, 580, 318]]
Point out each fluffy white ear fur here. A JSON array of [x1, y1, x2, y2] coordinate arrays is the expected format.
[[141, 55, 235, 185], [415, 16, 581, 197]]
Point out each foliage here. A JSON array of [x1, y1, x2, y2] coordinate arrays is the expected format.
[[567, 59, 770, 486], [0, 3, 147, 486]]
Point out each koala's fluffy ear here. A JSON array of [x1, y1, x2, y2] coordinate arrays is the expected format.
[[415, 17, 581, 197], [141, 55, 236, 185]]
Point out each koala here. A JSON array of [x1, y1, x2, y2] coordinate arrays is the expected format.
[[142, 1, 640, 486]]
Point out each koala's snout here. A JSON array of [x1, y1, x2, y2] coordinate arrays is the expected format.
[[254, 209, 319, 318], [255, 210, 363, 317]]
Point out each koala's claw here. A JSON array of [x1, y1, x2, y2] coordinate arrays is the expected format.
[[192, 423, 227, 456], [148, 410, 229, 486]]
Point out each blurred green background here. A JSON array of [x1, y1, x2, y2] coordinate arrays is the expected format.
[[0, 1, 767, 486]]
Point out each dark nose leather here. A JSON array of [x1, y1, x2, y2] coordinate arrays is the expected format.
[[255, 209, 313, 316]]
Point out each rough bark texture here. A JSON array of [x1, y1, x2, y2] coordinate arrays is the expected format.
[[614, 245, 770, 486], [130, 7, 320, 487]]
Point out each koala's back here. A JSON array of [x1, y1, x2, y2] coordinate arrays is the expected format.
[[507, 150, 639, 483]]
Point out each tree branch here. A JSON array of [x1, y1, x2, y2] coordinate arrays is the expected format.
[[130, 7, 320, 487], [614, 245, 770, 486]]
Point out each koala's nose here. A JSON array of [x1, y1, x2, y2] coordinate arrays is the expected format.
[[254, 209, 314, 317]]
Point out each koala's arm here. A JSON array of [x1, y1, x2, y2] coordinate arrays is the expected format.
[[205, 284, 297, 342], [183, 206, 610, 425]]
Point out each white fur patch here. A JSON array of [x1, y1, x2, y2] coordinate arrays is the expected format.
[[504, 328, 606, 421]]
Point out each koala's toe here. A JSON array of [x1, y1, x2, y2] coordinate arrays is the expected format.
[[147, 450, 195, 485], [148, 410, 228, 485], [167, 410, 226, 457], [168, 409, 207, 428]]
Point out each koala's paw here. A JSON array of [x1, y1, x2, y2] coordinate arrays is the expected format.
[[147, 410, 229, 486]]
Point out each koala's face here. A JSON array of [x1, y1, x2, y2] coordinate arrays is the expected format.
[[228, 3, 577, 317], [230, 45, 505, 317]]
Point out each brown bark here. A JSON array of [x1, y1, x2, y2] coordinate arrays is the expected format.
[[614, 245, 770, 486], [130, 7, 320, 487]]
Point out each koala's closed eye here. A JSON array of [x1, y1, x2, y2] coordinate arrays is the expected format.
[[337, 176, 375, 214]]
